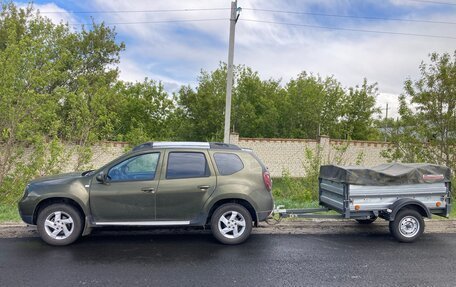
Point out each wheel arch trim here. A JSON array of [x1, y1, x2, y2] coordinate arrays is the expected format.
[[389, 198, 431, 221], [205, 197, 258, 225], [33, 196, 87, 225]]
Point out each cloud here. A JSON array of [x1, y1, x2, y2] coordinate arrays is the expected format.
[[16, 2, 79, 26], [118, 57, 186, 93], [84, 0, 455, 116], [231, 4, 455, 116]]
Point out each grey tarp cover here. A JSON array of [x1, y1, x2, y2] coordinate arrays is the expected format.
[[319, 163, 451, 185]]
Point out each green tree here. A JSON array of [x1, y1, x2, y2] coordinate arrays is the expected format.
[[114, 80, 176, 144], [0, 3, 125, 203], [317, 77, 345, 138], [340, 79, 380, 140], [233, 67, 283, 138], [55, 22, 125, 167], [383, 51, 455, 172], [175, 65, 380, 141], [175, 65, 227, 141], [0, 4, 65, 202], [281, 72, 325, 138], [174, 63, 284, 141], [280, 73, 346, 139]]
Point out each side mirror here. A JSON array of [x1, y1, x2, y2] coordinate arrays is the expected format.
[[96, 172, 106, 183]]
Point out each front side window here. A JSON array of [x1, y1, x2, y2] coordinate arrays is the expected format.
[[214, 153, 244, 175], [166, 152, 210, 179], [108, 153, 160, 182]]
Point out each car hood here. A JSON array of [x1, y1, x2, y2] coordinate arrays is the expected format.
[[29, 172, 83, 185]]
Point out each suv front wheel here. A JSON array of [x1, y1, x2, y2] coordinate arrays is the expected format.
[[211, 203, 253, 245], [37, 203, 83, 246]]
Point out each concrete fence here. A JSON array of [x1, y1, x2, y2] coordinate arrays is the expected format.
[[69, 134, 392, 178], [230, 133, 392, 177]]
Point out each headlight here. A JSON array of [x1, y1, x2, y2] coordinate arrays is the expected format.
[[21, 184, 30, 200]]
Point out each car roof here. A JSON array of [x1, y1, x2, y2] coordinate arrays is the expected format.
[[131, 142, 242, 152]]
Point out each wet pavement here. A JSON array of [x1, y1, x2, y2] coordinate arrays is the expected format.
[[1, 232, 456, 286]]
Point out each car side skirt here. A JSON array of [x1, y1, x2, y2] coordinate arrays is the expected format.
[[93, 221, 190, 226]]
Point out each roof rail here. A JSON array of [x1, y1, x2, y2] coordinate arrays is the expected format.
[[132, 141, 242, 151], [154, 142, 210, 149], [132, 142, 210, 151], [132, 142, 154, 151], [209, 142, 241, 150]]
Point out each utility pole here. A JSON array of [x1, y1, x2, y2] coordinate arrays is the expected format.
[[223, 0, 240, 143], [384, 102, 389, 142], [385, 102, 389, 120]]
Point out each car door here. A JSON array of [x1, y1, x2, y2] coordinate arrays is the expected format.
[[155, 150, 216, 221], [90, 152, 162, 222]]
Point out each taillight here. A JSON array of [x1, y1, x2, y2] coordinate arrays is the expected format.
[[263, 171, 272, 192]]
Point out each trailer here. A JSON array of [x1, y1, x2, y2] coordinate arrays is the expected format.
[[274, 163, 452, 242]]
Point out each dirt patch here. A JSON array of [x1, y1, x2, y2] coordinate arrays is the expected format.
[[0, 223, 38, 238], [256, 219, 456, 234], [1, 219, 456, 239]]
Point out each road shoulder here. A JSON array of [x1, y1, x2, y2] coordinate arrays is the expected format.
[[1, 219, 456, 238]]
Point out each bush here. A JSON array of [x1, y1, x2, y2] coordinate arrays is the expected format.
[[276, 143, 364, 207], [0, 137, 65, 205]]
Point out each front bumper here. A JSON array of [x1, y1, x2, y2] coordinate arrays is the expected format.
[[18, 199, 35, 225]]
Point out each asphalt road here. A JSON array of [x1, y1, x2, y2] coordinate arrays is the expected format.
[[1, 232, 455, 287]]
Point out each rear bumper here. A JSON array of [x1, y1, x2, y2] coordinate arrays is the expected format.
[[257, 210, 272, 221], [430, 203, 452, 218]]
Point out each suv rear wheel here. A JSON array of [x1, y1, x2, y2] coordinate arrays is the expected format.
[[37, 203, 83, 246], [211, 203, 252, 245]]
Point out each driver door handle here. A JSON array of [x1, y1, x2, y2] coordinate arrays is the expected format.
[[141, 187, 155, 193], [198, 185, 210, 190]]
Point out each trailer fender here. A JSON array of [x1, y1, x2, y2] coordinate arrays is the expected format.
[[388, 198, 431, 221]]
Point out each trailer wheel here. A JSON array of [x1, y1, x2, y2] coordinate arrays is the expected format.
[[389, 209, 424, 243], [355, 216, 377, 224]]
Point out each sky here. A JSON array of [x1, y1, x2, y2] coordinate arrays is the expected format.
[[14, 0, 456, 119]]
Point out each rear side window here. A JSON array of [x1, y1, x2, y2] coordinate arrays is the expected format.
[[166, 152, 210, 179], [214, 153, 244, 175]]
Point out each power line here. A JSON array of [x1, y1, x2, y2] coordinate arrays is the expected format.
[[242, 8, 456, 25], [37, 6, 456, 25], [241, 19, 456, 40], [407, 0, 456, 5], [38, 8, 230, 14], [65, 17, 456, 40], [69, 18, 228, 26]]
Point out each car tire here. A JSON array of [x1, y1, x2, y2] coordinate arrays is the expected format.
[[355, 216, 377, 224], [389, 209, 424, 243], [211, 203, 253, 245], [37, 203, 83, 246]]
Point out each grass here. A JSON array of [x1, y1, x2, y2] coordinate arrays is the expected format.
[[0, 204, 21, 222], [272, 178, 339, 217], [272, 177, 319, 208]]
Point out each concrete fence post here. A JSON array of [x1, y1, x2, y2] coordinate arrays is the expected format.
[[318, 135, 331, 163], [230, 133, 240, 145]]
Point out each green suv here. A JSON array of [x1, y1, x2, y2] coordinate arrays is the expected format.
[[18, 142, 274, 245]]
